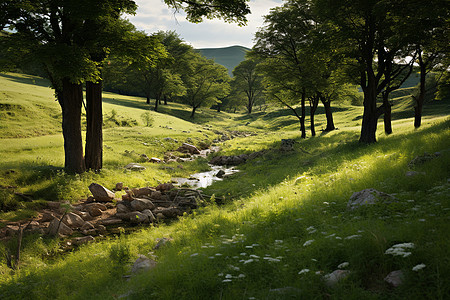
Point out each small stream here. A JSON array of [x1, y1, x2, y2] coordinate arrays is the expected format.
[[172, 165, 239, 189]]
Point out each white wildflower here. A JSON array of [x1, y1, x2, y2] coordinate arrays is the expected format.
[[298, 268, 310, 275], [240, 253, 247, 256], [190, 253, 198, 257], [249, 254, 260, 259], [218, 273, 223, 277], [303, 239, 315, 246], [306, 226, 317, 234], [222, 279, 232, 283], [385, 243, 415, 258], [238, 274, 246, 278], [225, 274, 233, 279], [412, 264, 426, 271], [243, 259, 254, 264]]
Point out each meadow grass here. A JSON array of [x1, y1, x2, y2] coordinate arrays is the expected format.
[[0, 72, 449, 299]]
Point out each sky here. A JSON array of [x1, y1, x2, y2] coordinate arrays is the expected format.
[[127, 0, 283, 49]]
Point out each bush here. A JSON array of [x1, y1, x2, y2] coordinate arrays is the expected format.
[[141, 112, 154, 127]]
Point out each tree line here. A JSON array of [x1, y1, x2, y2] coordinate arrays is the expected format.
[[1, 0, 448, 174]]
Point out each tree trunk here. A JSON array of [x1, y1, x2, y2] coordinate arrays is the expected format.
[[300, 90, 306, 139], [190, 106, 197, 118], [383, 96, 392, 135], [217, 102, 222, 112], [321, 97, 335, 131], [85, 80, 103, 171], [61, 78, 85, 174], [414, 50, 427, 128], [146, 96, 150, 104], [310, 95, 319, 137], [359, 68, 379, 144], [164, 95, 168, 105], [247, 97, 253, 114], [154, 97, 159, 112]]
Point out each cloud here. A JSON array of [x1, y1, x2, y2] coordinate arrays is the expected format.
[[127, 0, 282, 48]]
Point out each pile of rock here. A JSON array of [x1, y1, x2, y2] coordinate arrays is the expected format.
[[209, 150, 265, 166], [113, 183, 202, 224]]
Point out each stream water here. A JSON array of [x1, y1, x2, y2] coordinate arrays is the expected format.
[[172, 165, 239, 189]]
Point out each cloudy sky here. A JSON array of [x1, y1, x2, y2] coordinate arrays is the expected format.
[[127, 0, 283, 49]]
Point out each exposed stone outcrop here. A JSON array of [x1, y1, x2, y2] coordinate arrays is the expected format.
[[347, 188, 397, 210]]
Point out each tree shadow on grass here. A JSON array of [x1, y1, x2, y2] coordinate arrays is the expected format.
[[0, 73, 51, 89]]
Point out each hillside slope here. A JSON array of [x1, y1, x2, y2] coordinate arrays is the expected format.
[[197, 45, 250, 76]]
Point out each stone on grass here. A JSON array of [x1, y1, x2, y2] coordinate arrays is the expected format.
[[72, 235, 95, 246], [87, 207, 103, 217], [156, 183, 174, 192], [115, 182, 124, 191], [405, 171, 426, 177], [62, 212, 86, 228], [129, 211, 149, 224], [131, 255, 157, 274], [81, 221, 95, 231], [47, 218, 73, 236], [323, 270, 351, 287], [100, 218, 124, 226], [116, 203, 130, 214], [141, 209, 156, 223], [384, 270, 404, 287], [125, 163, 146, 171], [347, 188, 397, 210], [88, 183, 115, 202], [132, 187, 153, 197], [153, 237, 173, 250], [130, 198, 155, 211], [176, 143, 201, 155]]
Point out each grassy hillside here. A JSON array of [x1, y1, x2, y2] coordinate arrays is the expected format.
[[197, 45, 250, 76], [0, 72, 449, 299]]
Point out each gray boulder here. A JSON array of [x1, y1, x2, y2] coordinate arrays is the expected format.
[[124, 163, 146, 171], [131, 255, 157, 274], [323, 270, 351, 287], [47, 218, 73, 236], [384, 270, 404, 287], [88, 183, 115, 202], [347, 188, 397, 210], [130, 198, 155, 211], [62, 212, 86, 228]]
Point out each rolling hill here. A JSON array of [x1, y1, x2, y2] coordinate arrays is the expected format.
[[197, 45, 250, 76]]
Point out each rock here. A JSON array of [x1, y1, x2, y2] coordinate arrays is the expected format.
[[125, 163, 146, 171], [141, 209, 156, 222], [62, 212, 86, 228], [408, 152, 439, 168], [40, 212, 56, 222], [122, 192, 133, 201], [129, 211, 149, 224], [47, 201, 61, 210], [323, 270, 351, 287], [150, 157, 161, 163], [115, 182, 124, 191], [130, 198, 155, 211], [88, 183, 115, 202], [132, 187, 153, 197], [81, 221, 95, 231], [96, 224, 107, 234], [82, 229, 97, 236], [384, 270, 404, 287], [131, 255, 157, 274], [72, 236, 95, 246], [153, 237, 173, 250], [405, 171, 426, 177], [87, 207, 103, 217], [74, 211, 93, 221], [280, 139, 296, 151], [216, 170, 226, 178], [156, 183, 174, 192], [164, 137, 178, 143], [100, 218, 124, 226], [116, 203, 131, 214], [47, 218, 73, 236], [153, 207, 183, 218], [150, 190, 162, 200], [140, 154, 150, 161], [5, 225, 19, 237], [85, 202, 107, 211], [347, 188, 397, 210], [176, 143, 201, 155], [156, 213, 165, 219]]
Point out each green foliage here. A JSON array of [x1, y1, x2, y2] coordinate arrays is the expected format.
[[140, 112, 154, 127]]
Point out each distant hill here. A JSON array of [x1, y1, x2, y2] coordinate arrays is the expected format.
[[197, 45, 250, 76]]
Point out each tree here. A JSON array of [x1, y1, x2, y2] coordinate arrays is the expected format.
[[315, 0, 420, 143], [232, 57, 265, 114], [182, 53, 230, 118], [2, 0, 136, 173]]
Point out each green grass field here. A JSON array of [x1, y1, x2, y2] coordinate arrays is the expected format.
[[0, 72, 449, 299]]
